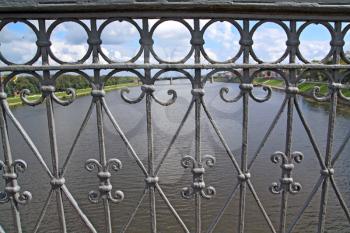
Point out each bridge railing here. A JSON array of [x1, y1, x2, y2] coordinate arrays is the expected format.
[[0, 6, 349, 233]]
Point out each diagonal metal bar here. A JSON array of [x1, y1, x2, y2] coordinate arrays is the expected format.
[[331, 129, 350, 166], [101, 97, 148, 177], [294, 98, 326, 170], [3, 101, 53, 179], [154, 98, 195, 176], [206, 182, 240, 233], [286, 175, 324, 233], [201, 100, 242, 174], [248, 96, 287, 169], [156, 184, 190, 233], [329, 176, 350, 224], [317, 90, 338, 233], [120, 189, 147, 233], [61, 100, 96, 176], [32, 189, 54, 233], [61, 185, 97, 233], [10, 199, 22, 233], [247, 180, 277, 233], [45, 96, 67, 233]]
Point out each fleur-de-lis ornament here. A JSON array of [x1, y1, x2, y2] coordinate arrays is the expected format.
[[85, 158, 124, 203], [181, 154, 216, 199], [270, 151, 303, 194], [0, 159, 32, 204]]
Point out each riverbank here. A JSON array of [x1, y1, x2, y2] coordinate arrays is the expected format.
[[7, 82, 139, 108], [254, 78, 350, 107]]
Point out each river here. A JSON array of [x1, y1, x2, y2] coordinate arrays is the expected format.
[[0, 81, 349, 233]]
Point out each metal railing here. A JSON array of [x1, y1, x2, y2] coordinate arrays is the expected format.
[[0, 6, 349, 233]]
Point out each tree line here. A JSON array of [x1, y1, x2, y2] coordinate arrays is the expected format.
[[3, 74, 138, 97]]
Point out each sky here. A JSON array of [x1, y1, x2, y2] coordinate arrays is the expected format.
[[0, 20, 348, 66]]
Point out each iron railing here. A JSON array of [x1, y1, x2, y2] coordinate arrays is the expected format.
[[0, 4, 350, 233]]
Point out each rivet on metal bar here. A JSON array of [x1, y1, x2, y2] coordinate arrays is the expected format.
[[237, 172, 251, 182], [36, 39, 52, 48], [330, 32, 345, 47], [190, 31, 204, 46], [239, 83, 254, 92], [50, 177, 66, 189], [239, 32, 253, 47], [286, 35, 300, 47], [87, 37, 102, 46], [139, 34, 154, 47], [0, 92, 7, 99], [285, 86, 299, 95], [320, 168, 335, 176], [141, 85, 155, 93], [191, 88, 205, 98], [330, 82, 343, 90], [40, 85, 56, 93], [145, 176, 159, 186], [91, 90, 106, 97]]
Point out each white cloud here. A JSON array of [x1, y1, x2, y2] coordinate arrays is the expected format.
[[50, 41, 89, 63], [203, 21, 240, 62], [152, 21, 192, 62], [299, 40, 331, 62], [0, 19, 335, 65], [252, 27, 288, 62], [0, 23, 37, 64]]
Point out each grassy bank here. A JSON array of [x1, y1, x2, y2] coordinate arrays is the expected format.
[[7, 82, 139, 108], [254, 78, 350, 98]]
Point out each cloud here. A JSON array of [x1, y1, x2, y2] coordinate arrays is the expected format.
[[0, 23, 37, 64], [100, 21, 139, 45], [50, 41, 89, 63], [151, 20, 192, 62], [252, 27, 288, 62], [202, 21, 240, 62], [0, 20, 335, 65], [50, 22, 88, 45], [299, 40, 331, 61]]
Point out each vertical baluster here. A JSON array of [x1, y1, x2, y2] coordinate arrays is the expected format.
[[193, 19, 202, 233], [96, 84, 113, 233], [277, 20, 299, 233], [0, 90, 22, 233], [46, 93, 67, 233], [238, 19, 251, 233], [317, 21, 341, 233], [146, 87, 157, 233], [39, 19, 67, 233], [142, 18, 157, 233], [90, 19, 113, 233]]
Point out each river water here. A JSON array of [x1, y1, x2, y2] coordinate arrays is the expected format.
[[0, 81, 349, 233]]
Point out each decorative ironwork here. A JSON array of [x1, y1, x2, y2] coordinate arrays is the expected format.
[[0, 7, 349, 233], [181, 154, 216, 199], [269, 151, 303, 195], [85, 158, 124, 203]]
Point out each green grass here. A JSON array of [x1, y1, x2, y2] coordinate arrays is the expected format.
[[253, 78, 350, 98], [7, 82, 139, 108]]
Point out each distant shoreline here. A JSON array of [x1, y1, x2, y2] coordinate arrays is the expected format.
[[7, 82, 139, 108]]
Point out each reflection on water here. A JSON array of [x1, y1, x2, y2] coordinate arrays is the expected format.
[[0, 81, 349, 233]]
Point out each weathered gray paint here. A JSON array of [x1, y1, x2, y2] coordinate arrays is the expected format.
[[1, 0, 350, 14], [0, 2, 350, 233]]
